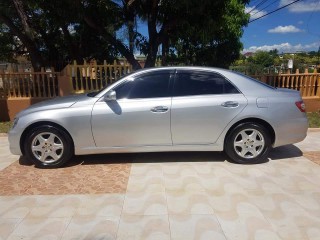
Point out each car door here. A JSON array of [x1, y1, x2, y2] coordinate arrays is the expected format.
[[171, 70, 247, 145], [91, 70, 174, 148]]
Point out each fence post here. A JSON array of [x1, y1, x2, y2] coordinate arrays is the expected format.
[[318, 77, 320, 97], [58, 65, 73, 97], [0, 69, 6, 99], [103, 60, 108, 86]]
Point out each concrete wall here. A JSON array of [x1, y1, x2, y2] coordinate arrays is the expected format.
[[0, 98, 49, 121], [304, 97, 320, 113]]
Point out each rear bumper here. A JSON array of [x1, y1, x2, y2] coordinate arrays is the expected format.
[[273, 117, 308, 147]]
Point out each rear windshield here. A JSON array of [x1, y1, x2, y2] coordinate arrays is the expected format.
[[232, 71, 276, 90]]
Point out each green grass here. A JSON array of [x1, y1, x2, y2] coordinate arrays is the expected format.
[[307, 112, 320, 128], [0, 113, 319, 133], [0, 121, 12, 133]]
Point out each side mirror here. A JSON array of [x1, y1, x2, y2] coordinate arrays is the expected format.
[[104, 90, 117, 101]]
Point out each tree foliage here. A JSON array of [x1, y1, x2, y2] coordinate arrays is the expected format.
[[0, 0, 249, 70], [247, 51, 274, 68]]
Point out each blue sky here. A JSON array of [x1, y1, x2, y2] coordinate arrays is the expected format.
[[243, 0, 320, 53]]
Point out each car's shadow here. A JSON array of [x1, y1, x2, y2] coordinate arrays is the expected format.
[[19, 144, 303, 168], [268, 144, 303, 160], [68, 151, 228, 167]]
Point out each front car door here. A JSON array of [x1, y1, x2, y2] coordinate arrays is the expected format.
[[91, 70, 174, 148], [171, 69, 247, 145]]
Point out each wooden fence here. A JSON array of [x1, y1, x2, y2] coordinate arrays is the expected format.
[[68, 60, 132, 93], [251, 69, 320, 98], [0, 64, 319, 99], [0, 60, 132, 99], [0, 68, 59, 99]]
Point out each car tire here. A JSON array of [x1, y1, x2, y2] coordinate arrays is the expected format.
[[224, 122, 271, 164], [24, 125, 73, 168]]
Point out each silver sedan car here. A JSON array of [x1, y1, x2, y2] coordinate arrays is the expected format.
[[9, 67, 308, 168]]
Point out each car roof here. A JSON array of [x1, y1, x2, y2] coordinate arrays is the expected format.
[[132, 66, 231, 75]]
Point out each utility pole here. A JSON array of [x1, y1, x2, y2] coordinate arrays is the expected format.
[[317, 46, 320, 67]]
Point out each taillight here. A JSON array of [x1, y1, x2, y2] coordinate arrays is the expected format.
[[295, 101, 306, 112]]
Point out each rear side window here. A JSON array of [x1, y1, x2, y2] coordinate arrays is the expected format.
[[173, 71, 239, 96], [115, 72, 171, 99]]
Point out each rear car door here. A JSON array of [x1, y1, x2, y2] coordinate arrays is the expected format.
[[91, 70, 174, 148], [171, 70, 247, 145]]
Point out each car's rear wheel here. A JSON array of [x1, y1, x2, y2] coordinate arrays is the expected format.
[[24, 125, 73, 168], [224, 122, 271, 164]]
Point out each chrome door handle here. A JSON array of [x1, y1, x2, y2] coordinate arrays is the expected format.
[[150, 106, 169, 113], [221, 101, 239, 108]]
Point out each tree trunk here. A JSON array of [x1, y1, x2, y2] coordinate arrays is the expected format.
[[61, 25, 81, 62], [12, 0, 33, 38], [83, 15, 141, 70], [144, 1, 160, 68], [161, 35, 169, 66], [128, 20, 135, 55], [144, 43, 158, 68]]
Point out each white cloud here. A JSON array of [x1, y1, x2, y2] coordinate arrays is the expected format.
[[280, 0, 320, 12], [298, 21, 304, 25], [245, 6, 267, 20], [243, 42, 320, 53], [268, 25, 303, 33]]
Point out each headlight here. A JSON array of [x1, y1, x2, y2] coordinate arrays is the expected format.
[[11, 118, 19, 129]]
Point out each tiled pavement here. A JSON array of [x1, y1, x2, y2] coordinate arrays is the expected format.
[[0, 130, 320, 240]]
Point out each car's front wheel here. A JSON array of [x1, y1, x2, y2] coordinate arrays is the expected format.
[[24, 125, 73, 168], [224, 122, 271, 164]]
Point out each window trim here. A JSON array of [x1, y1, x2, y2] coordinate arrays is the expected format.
[[173, 70, 242, 97], [111, 70, 175, 100]]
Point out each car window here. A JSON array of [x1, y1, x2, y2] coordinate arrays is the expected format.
[[174, 71, 239, 96], [114, 72, 171, 99]]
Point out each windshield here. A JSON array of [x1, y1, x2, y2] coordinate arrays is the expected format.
[[87, 71, 137, 97]]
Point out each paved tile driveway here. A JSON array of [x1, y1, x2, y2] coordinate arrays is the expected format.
[[0, 130, 320, 240]]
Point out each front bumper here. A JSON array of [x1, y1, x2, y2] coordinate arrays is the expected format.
[[8, 128, 23, 155]]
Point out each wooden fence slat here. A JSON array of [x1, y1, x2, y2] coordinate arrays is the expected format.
[[317, 76, 320, 97], [306, 74, 311, 97]]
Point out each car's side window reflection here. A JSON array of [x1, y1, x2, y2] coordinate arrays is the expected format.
[[114, 72, 171, 99], [174, 71, 239, 97]]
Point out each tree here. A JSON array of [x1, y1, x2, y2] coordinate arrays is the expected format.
[[0, 0, 46, 70], [0, 0, 123, 70], [0, 0, 249, 70], [251, 51, 274, 68], [167, 0, 249, 67], [128, 0, 249, 68]]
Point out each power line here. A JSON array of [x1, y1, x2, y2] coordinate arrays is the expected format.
[[251, 0, 279, 17], [250, 0, 264, 5], [249, 0, 303, 23], [306, 0, 320, 38], [247, 0, 269, 14]]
